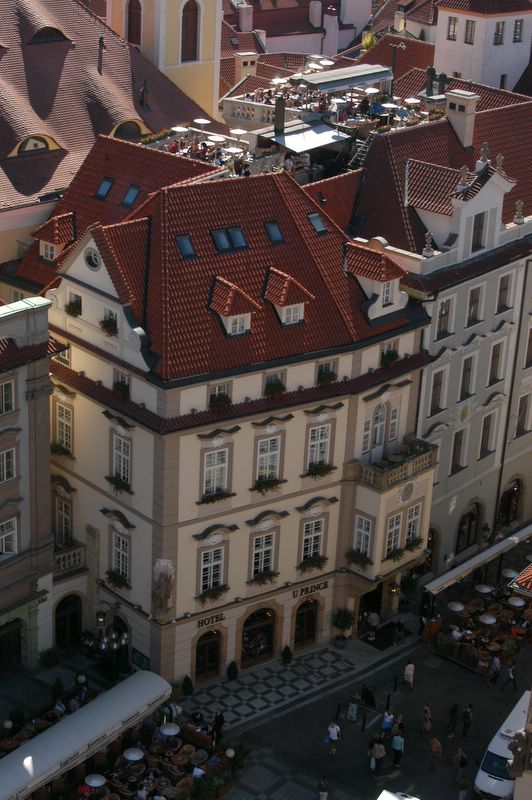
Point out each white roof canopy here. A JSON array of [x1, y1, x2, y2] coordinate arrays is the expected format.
[[424, 523, 532, 595], [0, 671, 171, 800], [257, 119, 349, 153], [293, 64, 393, 93]]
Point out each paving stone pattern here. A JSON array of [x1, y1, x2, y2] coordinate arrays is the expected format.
[[180, 649, 358, 728]]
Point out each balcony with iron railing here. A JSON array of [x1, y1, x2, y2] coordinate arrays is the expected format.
[[53, 540, 87, 578], [351, 436, 437, 492]]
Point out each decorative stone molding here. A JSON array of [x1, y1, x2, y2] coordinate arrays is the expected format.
[[193, 523, 239, 541], [197, 426, 241, 439], [295, 496, 338, 513], [245, 509, 289, 526]]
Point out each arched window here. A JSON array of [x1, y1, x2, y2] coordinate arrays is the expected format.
[[182, 0, 199, 62], [127, 0, 142, 46], [456, 503, 480, 554], [18, 136, 49, 155], [30, 27, 68, 44]]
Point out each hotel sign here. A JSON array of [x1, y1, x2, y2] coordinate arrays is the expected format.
[[292, 580, 328, 598]]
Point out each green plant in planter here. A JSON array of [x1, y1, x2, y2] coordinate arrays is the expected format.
[[105, 473, 133, 494], [317, 368, 337, 387], [385, 547, 405, 562], [106, 569, 131, 589], [281, 645, 293, 665], [381, 349, 399, 369], [264, 378, 286, 397], [252, 476, 283, 495], [113, 380, 130, 400], [198, 583, 229, 606], [50, 442, 71, 456], [64, 300, 81, 317], [332, 608, 357, 637], [405, 537, 423, 552], [346, 549, 373, 571], [209, 392, 232, 411], [247, 570, 279, 585], [297, 554, 328, 573], [303, 462, 336, 479], [198, 490, 235, 504], [99, 317, 118, 336], [226, 661, 239, 681]]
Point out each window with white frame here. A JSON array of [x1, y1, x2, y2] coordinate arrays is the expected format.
[[282, 304, 304, 325], [0, 381, 14, 415], [436, 298, 452, 338], [43, 242, 55, 262], [227, 314, 251, 336], [307, 424, 331, 467], [513, 19, 523, 42], [209, 382, 230, 400], [54, 343, 70, 365], [386, 513, 402, 556], [353, 515, 372, 556], [112, 530, 129, 580], [447, 15, 458, 40], [201, 547, 223, 592], [382, 281, 393, 306], [516, 394, 530, 436], [479, 412, 495, 456], [252, 533, 274, 576], [432, 439, 441, 484], [302, 518, 324, 560], [362, 419, 371, 454], [493, 21, 504, 45], [67, 292, 82, 315], [55, 496, 72, 547], [488, 342, 503, 385], [467, 286, 482, 326], [464, 19, 475, 44], [56, 403, 72, 452], [0, 448, 15, 483], [203, 448, 228, 496], [256, 436, 280, 480], [372, 404, 386, 446], [406, 503, 422, 541], [389, 407, 399, 441], [112, 434, 131, 485], [497, 274, 511, 312], [0, 518, 17, 557]]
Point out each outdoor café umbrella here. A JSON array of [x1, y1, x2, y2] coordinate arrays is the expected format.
[[448, 601, 465, 612], [365, 87, 379, 95], [478, 613, 497, 625], [404, 97, 421, 105], [508, 596, 526, 608], [160, 723, 180, 736], [475, 584, 494, 594], [501, 568, 518, 579], [85, 775, 106, 788], [123, 747, 145, 762]]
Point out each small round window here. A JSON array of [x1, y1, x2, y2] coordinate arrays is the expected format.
[[85, 248, 101, 270]]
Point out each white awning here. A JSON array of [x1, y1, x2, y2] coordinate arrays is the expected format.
[[0, 671, 171, 800], [258, 119, 349, 153], [424, 523, 532, 595], [294, 64, 393, 93]]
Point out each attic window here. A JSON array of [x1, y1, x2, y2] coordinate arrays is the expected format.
[[227, 313, 251, 336], [230, 37, 239, 46], [30, 27, 68, 44], [382, 281, 393, 306], [42, 242, 55, 262], [211, 227, 247, 253], [95, 178, 113, 200], [18, 136, 49, 155], [122, 185, 141, 208], [176, 234, 196, 259], [264, 221, 284, 244], [307, 212, 328, 235], [281, 304, 304, 326]]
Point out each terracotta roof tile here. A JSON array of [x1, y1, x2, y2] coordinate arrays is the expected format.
[[357, 34, 435, 80], [210, 277, 262, 316], [513, 564, 532, 594], [32, 213, 75, 244], [0, 336, 64, 372], [404, 161, 501, 216], [302, 170, 363, 230], [373, 0, 439, 33], [221, 19, 263, 57], [346, 244, 406, 281], [435, 0, 531, 13], [264, 268, 315, 306]]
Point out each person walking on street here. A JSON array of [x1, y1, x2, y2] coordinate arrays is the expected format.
[[367, 611, 380, 642], [422, 702, 432, 734], [446, 704, 459, 738], [317, 776, 329, 800], [457, 774, 469, 800], [488, 654, 501, 685], [454, 748, 468, 783], [404, 660, 415, 690], [461, 704, 473, 737], [212, 708, 225, 746], [391, 732, 405, 768], [429, 737, 442, 770], [327, 720, 341, 755], [371, 736, 386, 776], [501, 662, 518, 692]]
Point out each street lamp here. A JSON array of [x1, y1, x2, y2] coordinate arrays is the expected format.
[[390, 42, 406, 98]]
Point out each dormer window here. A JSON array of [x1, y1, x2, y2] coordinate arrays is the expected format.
[[18, 136, 49, 155], [227, 314, 251, 336], [122, 185, 141, 208], [95, 178, 113, 200], [29, 27, 68, 44], [281, 304, 304, 325], [471, 212, 485, 252], [308, 213, 328, 235], [382, 281, 393, 306], [42, 242, 55, 262]]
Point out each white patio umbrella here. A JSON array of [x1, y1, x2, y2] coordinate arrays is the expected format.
[[508, 596, 525, 608], [475, 584, 494, 594], [501, 568, 518, 579], [447, 601, 465, 612], [478, 614, 497, 625], [365, 87, 379, 95]]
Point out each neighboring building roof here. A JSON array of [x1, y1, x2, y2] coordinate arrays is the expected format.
[[435, 0, 531, 13], [372, 0, 438, 34], [346, 245, 406, 281], [17, 136, 220, 287], [405, 160, 499, 216], [357, 34, 435, 81], [395, 68, 531, 111], [221, 18, 263, 57], [302, 170, 363, 230], [223, 0, 327, 37], [0, 336, 64, 372], [0, 0, 222, 214], [511, 564, 532, 597], [264, 268, 315, 306], [72, 171, 422, 382]]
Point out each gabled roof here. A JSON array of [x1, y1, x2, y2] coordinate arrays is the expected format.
[[17, 136, 220, 286], [302, 170, 363, 230], [357, 34, 435, 81], [372, 0, 439, 34], [264, 268, 315, 307], [83, 171, 420, 381], [405, 161, 502, 216], [223, 0, 326, 37], [435, 0, 531, 13], [221, 19, 263, 57], [345, 245, 406, 281], [0, 0, 222, 213], [210, 277, 262, 316]]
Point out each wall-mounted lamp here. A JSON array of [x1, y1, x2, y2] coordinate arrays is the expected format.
[[284, 581, 292, 587], [234, 597, 243, 603], [183, 612, 192, 618], [388, 581, 400, 595]]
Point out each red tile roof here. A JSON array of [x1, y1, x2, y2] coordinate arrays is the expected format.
[[223, 1, 327, 37], [357, 34, 435, 81], [303, 170, 363, 230], [435, 0, 531, 13], [346, 244, 406, 281], [353, 87, 532, 251], [221, 19, 263, 57], [84, 171, 419, 381], [372, 0, 439, 33], [404, 161, 500, 216], [0, 336, 64, 372], [17, 136, 219, 286], [513, 564, 532, 595], [0, 0, 221, 213], [210, 277, 262, 316], [264, 268, 315, 306]]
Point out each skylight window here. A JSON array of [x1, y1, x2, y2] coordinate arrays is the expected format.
[[176, 234, 196, 259], [95, 178, 113, 200], [308, 212, 328, 235], [265, 221, 284, 244], [122, 185, 141, 208], [211, 227, 248, 253]]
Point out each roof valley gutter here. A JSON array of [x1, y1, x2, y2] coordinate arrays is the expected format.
[[142, 215, 152, 330]]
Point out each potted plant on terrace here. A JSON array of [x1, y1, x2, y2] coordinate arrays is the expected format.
[[105, 473, 133, 494], [296, 554, 328, 573], [105, 569, 131, 590], [346, 549, 373, 571], [197, 584, 229, 606], [302, 462, 336, 479], [264, 378, 286, 398], [317, 367, 337, 387], [381, 349, 399, 369], [247, 569, 279, 586], [251, 476, 284, 495], [332, 608, 357, 648]]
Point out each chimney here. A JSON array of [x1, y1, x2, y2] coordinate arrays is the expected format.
[[445, 89, 480, 149], [234, 51, 257, 83], [309, 0, 322, 28], [274, 95, 285, 135], [238, 3, 253, 33], [425, 67, 436, 97], [437, 72, 448, 95]]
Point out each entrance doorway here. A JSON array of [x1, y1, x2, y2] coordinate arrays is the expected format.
[[295, 599, 317, 648], [0, 619, 22, 672], [497, 479, 521, 528], [241, 608, 275, 666], [195, 630, 220, 680], [358, 583, 383, 636], [55, 594, 82, 647]]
